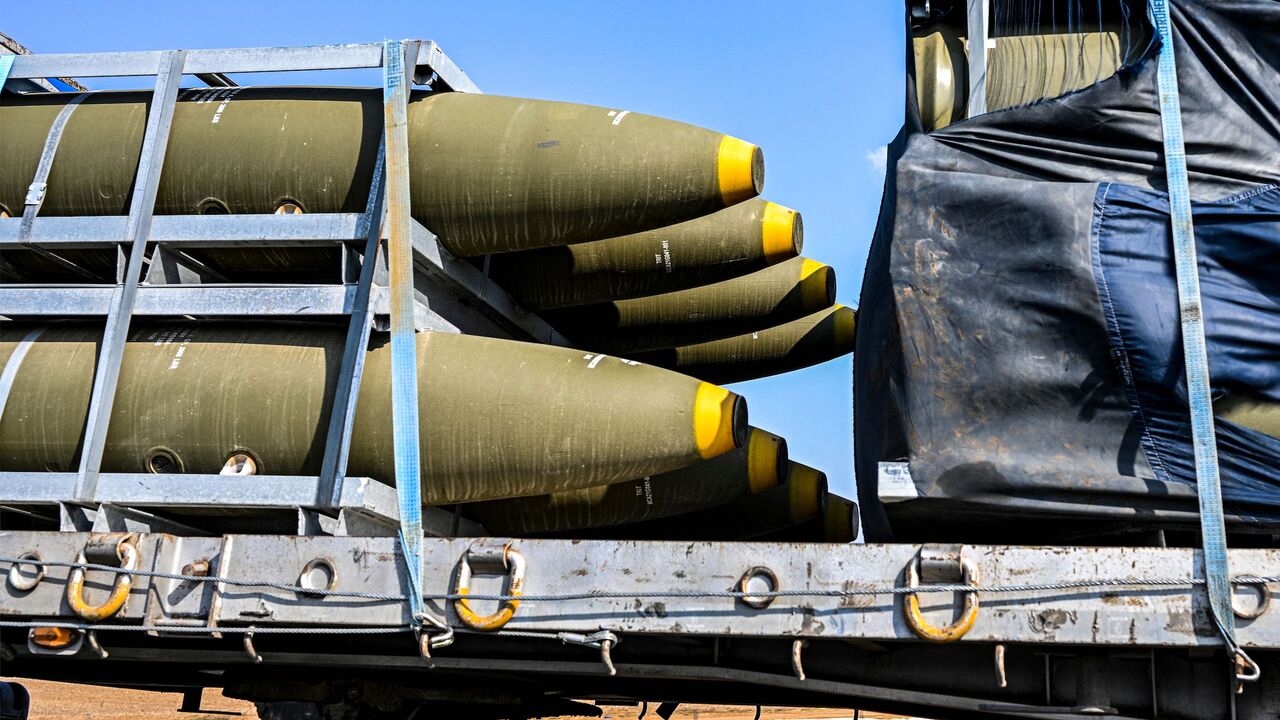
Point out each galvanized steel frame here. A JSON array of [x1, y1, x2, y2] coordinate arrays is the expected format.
[[0, 41, 559, 533]]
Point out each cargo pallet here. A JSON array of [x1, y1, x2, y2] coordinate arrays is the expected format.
[[1, 41, 1279, 720]]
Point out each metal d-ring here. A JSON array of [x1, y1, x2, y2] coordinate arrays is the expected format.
[[453, 545, 526, 631], [903, 555, 980, 643], [66, 536, 139, 622]]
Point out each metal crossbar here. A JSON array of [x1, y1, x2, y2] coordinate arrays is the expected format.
[[5, 43, 478, 92]]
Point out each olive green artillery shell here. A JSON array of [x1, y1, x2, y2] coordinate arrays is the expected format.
[[557, 459, 826, 541], [487, 198, 802, 310], [411, 93, 762, 255], [762, 493, 859, 543], [913, 29, 1122, 131], [912, 29, 968, 132], [0, 324, 747, 505], [986, 31, 1123, 115], [542, 257, 835, 354], [0, 88, 762, 258], [824, 494, 860, 543], [468, 426, 787, 535], [1215, 394, 1280, 440], [628, 304, 857, 384]]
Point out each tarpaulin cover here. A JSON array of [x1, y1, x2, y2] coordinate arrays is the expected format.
[[855, 0, 1280, 542]]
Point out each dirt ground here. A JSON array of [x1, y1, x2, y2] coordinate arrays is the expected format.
[[7, 678, 905, 719]]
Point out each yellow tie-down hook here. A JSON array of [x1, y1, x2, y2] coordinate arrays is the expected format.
[[66, 534, 140, 622], [902, 554, 980, 643], [453, 544, 526, 631]]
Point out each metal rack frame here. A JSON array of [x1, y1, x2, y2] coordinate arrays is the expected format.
[[0, 41, 559, 538]]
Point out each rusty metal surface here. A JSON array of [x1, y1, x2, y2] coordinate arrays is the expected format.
[[2, 533, 1278, 648]]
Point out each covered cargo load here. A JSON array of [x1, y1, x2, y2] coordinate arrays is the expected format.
[[856, 0, 1280, 543]]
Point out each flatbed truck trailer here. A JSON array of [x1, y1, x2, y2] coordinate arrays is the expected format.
[[1, 38, 1278, 720]]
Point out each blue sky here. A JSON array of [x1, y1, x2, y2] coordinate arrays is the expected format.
[[5, 2, 906, 501]]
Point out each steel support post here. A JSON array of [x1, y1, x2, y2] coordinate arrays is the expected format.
[[966, 0, 989, 117], [73, 50, 186, 503], [318, 140, 389, 508], [0, 55, 13, 93]]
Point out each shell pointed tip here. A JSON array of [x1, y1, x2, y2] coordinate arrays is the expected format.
[[761, 202, 802, 262], [694, 382, 747, 459], [798, 260, 836, 311], [746, 428, 786, 493], [717, 136, 764, 206]]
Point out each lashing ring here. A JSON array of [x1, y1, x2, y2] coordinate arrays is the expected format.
[[66, 536, 139, 622], [7, 551, 45, 592], [737, 566, 780, 610], [453, 545, 525, 631], [903, 555, 980, 643], [1232, 580, 1272, 621]]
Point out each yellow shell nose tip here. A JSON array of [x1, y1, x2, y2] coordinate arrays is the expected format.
[[824, 497, 857, 543], [761, 203, 802, 263], [830, 305, 858, 350], [693, 382, 747, 459], [717, 135, 764, 206], [798, 260, 836, 311], [786, 462, 827, 523], [745, 428, 786, 494]]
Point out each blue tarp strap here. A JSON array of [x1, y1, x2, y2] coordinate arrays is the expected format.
[[382, 39, 428, 627], [1149, 0, 1258, 685]]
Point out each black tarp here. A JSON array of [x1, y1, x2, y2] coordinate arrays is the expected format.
[[855, 0, 1280, 543]]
